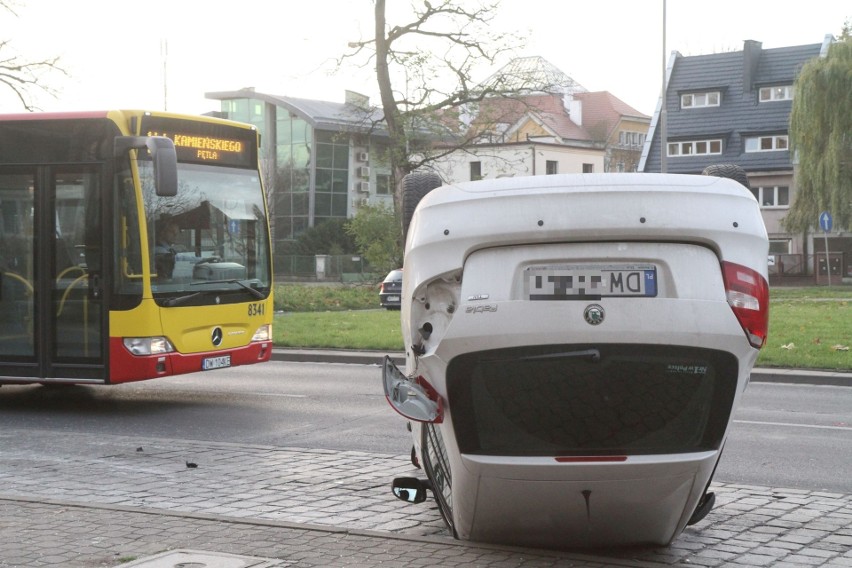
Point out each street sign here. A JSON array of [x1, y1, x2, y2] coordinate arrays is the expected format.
[[819, 211, 833, 233], [818, 211, 833, 287]]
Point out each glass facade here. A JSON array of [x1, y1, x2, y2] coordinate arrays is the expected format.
[[314, 131, 350, 224], [215, 94, 396, 281], [275, 112, 313, 240], [219, 98, 354, 244]]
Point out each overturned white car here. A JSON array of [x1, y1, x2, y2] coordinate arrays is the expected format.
[[384, 169, 769, 548]]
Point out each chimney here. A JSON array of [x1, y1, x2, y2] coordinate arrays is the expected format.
[[743, 40, 762, 92], [345, 90, 370, 109], [563, 93, 583, 126]]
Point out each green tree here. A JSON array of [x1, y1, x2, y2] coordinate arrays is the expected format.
[[1, 1, 65, 110], [291, 219, 357, 256], [784, 26, 852, 232], [346, 203, 402, 275]]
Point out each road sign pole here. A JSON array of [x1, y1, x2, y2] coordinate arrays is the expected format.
[[819, 211, 833, 287]]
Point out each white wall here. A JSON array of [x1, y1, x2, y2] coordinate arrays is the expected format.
[[429, 144, 605, 183]]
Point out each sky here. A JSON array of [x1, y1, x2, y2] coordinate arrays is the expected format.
[[2, 0, 849, 118]]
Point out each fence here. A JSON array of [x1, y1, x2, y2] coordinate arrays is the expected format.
[[769, 252, 850, 286], [274, 254, 381, 283], [274, 253, 850, 286]]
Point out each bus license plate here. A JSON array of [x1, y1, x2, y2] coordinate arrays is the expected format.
[[525, 264, 657, 300], [202, 355, 231, 370]]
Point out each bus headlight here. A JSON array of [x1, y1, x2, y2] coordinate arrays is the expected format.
[[123, 337, 176, 356], [251, 324, 271, 342]]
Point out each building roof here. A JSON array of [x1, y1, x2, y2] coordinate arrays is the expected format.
[[470, 90, 649, 145], [205, 89, 387, 134], [574, 91, 649, 139], [478, 55, 588, 95], [640, 37, 830, 174], [207, 57, 650, 149]]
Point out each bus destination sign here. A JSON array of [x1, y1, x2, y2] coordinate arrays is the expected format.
[[140, 116, 257, 168]]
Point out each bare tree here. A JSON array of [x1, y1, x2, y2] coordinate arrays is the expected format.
[[1, 1, 65, 110], [345, 0, 565, 196]]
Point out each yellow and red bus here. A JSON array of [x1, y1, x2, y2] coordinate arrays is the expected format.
[[0, 110, 273, 385]]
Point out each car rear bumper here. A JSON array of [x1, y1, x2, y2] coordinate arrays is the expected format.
[[457, 451, 719, 547]]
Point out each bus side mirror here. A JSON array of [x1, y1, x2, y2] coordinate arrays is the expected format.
[[114, 136, 178, 197]]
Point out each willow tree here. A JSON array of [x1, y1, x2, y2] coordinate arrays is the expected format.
[[784, 30, 852, 233]]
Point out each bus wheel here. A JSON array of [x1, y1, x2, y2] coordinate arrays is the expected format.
[[402, 171, 443, 244], [702, 163, 750, 189]]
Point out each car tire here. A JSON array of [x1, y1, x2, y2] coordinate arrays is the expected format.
[[402, 171, 443, 244], [702, 163, 750, 189]]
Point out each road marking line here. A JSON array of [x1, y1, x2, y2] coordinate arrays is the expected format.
[[734, 419, 852, 431]]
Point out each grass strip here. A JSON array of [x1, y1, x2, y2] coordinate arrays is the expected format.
[[273, 286, 852, 370]]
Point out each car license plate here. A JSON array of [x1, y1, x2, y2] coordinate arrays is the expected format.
[[388, 295, 400, 302], [202, 355, 231, 370], [525, 264, 657, 300]]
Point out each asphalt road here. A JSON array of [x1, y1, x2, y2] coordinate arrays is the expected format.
[[0, 360, 850, 493]]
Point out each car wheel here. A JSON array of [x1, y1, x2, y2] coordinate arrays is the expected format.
[[402, 171, 443, 244], [702, 163, 750, 189]]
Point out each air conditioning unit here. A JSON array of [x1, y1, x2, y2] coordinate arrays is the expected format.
[[357, 151, 369, 162], [358, 166, 371, 178], [356, 181, 370, 192]]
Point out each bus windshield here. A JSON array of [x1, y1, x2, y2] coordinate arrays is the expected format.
[[141, 161, 271, 304]]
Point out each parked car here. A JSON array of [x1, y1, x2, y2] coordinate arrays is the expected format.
[[379, 269, 403, 310], [383, 169, 769, 549]]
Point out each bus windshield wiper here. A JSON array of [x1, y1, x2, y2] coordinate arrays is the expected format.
[[161, 291, 206, 307], [191, 279, 266, 299]]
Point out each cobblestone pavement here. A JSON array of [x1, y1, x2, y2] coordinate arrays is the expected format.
[[1, 429, 850, 567]]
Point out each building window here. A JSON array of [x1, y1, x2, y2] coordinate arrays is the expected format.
[[376, 173, 392, 195], [759, 85, 793, 102], [618, 131, 646, 147], [470, 161, 482, 181], [769, 239, 791, 254], [751, 186, 790, 208], [681, 91, 720, 109], [546, 160, 558, 175], [582, 163, 594, 173], [745, 135, 788, 152], [667, 139, 723, 156]]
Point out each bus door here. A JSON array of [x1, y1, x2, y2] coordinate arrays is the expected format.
[[0, 166, 107, 383]]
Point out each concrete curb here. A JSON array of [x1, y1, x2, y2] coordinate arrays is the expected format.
[[271, 348, 852, 387]]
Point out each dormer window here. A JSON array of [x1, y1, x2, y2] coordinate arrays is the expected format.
[[744, 135, 788, 152], [667, 139, 723, 156], [681, 91, 720, 109], [759, 86, 793, 102]]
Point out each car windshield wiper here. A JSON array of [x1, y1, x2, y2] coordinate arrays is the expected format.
[[191, 278, 266, 300], [482, 348, 601, 365], [520, 348, 601, 363]]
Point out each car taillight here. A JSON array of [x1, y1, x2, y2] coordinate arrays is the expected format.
[[721, 261, 769, 349]]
